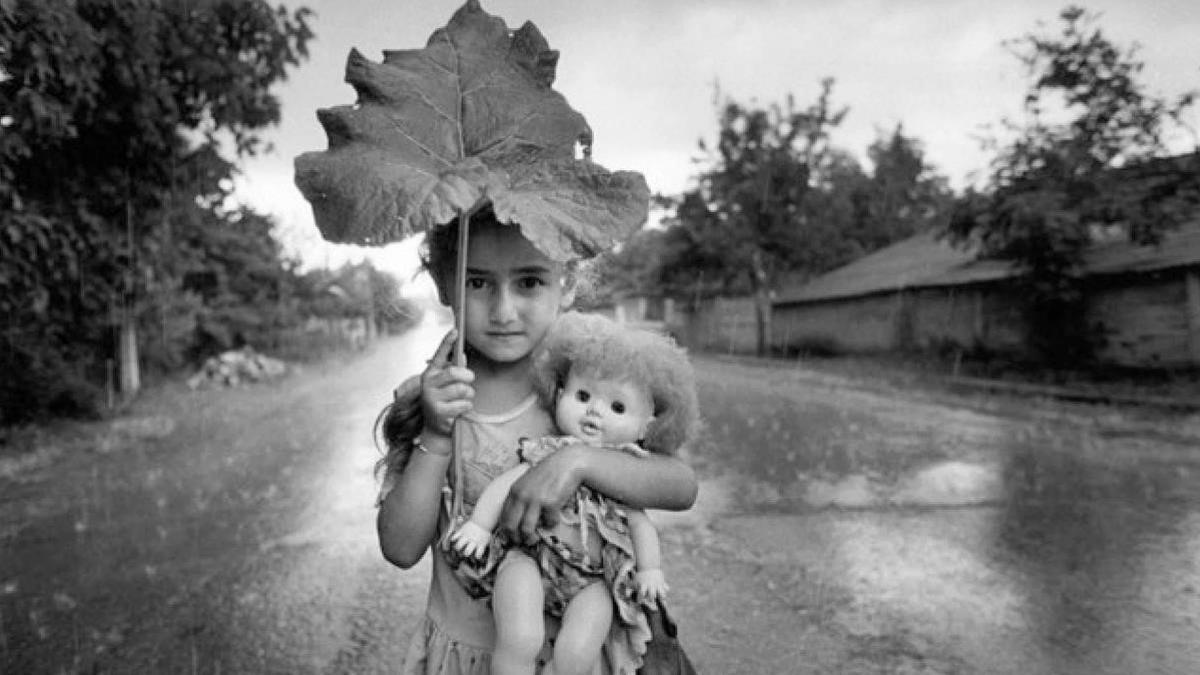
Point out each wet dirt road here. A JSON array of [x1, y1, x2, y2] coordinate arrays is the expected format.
[[0, 321, 446, 673], [2, 320, 1199, 673], [684, 358, 1200, 674]]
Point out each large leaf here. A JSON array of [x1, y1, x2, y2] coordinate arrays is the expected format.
[[293, 0, 649, 260]]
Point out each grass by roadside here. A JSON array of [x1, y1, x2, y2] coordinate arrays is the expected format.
[[0, 342, 371, 474]]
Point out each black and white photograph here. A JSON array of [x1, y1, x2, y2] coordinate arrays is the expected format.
[[2, 1, 1198, 673]]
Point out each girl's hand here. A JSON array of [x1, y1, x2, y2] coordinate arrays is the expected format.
[[419, 329, 475, 439], [635, 569, 669, 605], [500, 443, 585, 545]]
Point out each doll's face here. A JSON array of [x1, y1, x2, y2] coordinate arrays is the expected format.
[[555, 369, 654, 446]]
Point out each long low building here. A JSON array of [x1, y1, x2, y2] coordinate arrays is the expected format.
[[770, 224, 1200, 369]]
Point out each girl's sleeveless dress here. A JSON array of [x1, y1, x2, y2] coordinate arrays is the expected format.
[[444, 435, 653, 674], [379, 388, 551, 674]]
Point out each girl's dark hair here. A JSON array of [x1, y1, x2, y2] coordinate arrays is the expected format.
[[421, 207, 594, 303], [419, 209, 490, 294], [374, 377, 424, 480]]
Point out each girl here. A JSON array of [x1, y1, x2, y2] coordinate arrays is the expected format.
[[375, 209, 698, 675], [447, 311, 701, 675]]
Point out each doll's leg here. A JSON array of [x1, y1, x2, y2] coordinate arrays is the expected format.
[[492, 551, 546, 675], [545, 581, 613, 675]]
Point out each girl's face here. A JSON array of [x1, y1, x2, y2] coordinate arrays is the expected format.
[[555, 369, 654, 446], [439, 223, 576, 365]]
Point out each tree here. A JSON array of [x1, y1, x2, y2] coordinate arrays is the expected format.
[[857, 126, 953, 249], [172, 199, 302, 365], [664, 80, 849, 355], [0, 0, 312, 421], [944, 6, 1199, 364], [588, 226, 672, 306], [787, 131, 954, 274], [368, 264, 422, 335]]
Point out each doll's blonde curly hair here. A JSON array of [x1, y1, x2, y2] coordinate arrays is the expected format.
[[531, 311, 699, 455]]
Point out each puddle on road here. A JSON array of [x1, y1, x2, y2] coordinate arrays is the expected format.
[[794, 459, 1007, 510], [698, 449, 1200, 673]]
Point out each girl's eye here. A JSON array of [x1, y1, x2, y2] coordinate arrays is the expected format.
[[575, 390, 590, 403], [517, 276, 546, 291], [611, 401, 626, 414], [465, 277, 488, 290]]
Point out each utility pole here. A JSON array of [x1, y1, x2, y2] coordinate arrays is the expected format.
[[119, 173, 140, 398]]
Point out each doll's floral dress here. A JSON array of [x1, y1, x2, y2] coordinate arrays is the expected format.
[[444, 435, 653, 673]]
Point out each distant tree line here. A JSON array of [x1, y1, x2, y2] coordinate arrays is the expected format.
[[5, 1, 1196, 429], [598, 5, 1199, 362], [596, 80, 953, 355], [0, 1, 417, 425]]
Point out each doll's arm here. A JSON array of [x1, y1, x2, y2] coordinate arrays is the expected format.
[[627, 509, 669, 604], [449, 463, 531, 558]]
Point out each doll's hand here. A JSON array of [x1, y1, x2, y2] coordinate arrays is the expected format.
[[449, 521, 493, 559], [635, 569, 669, 605], [419, 329, 475, 438]]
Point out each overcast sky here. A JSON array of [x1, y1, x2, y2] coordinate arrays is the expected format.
[[236, 0, 1200, 277]]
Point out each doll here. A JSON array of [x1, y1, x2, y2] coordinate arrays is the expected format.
[[446, 311, 700, 675]]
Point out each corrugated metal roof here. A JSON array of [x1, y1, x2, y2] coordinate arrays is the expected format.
[[774, 222, 1200, 306]]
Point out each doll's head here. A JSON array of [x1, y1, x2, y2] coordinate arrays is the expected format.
[[531, 312, 699, 455], [554, 367, 655, 447]]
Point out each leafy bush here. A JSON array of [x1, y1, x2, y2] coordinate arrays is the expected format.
[[0, 334, 103, 424]]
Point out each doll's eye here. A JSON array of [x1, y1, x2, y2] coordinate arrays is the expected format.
[[611, 401, 626, 414], [575, 390, 590, 403]]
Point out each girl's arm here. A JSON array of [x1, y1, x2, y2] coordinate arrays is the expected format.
[[500, 445, 697, 544], [377, 330, 475, 568], [376, 433, 452, 568]]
